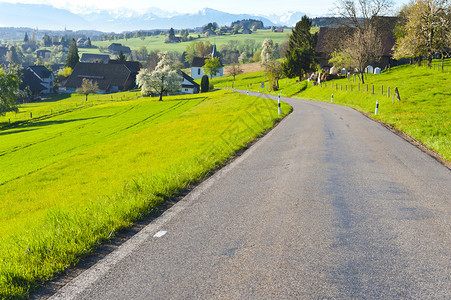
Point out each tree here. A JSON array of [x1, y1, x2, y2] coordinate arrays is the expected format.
[[282, 16, 317, 81], [137, 46, 149, 61], [76, 78, 99, 101], [334, 0, 394, 30], [136, 51, 182, 101], [24, 32, 29, 42], [65, 39, 79, 69], [261, 38, 275, 65], [0, 65, 20, 116], [282, 46, 316, 81], [394, 0, 450, 68], [6, 46, 21, 64], [238, 52, 248, 64], [84, 37, 92, 48], [203, 57, 221, 79], [264, 61, 283, 91], [201, 75, 209, 93], [118, 50, 126, 61], [168, 28, 176, 40], [229, 64, 243, 81], [333, 25, 383, 83]]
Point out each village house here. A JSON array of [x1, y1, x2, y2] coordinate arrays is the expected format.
[[108, 43, 132, 56], [191, 45, 223, 79], [36, 49, 51, 60], [180, 71, 200, 94], [61, 61, 140, 94], [20, 65, 54, 97], [315, 17, 398, 70]]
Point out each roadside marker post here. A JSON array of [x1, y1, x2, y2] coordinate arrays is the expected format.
[[278, 93, 281, 115], [375, 100, 379, 115], [331, 93, 334, 102]]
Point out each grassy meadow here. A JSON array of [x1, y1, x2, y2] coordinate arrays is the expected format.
[[212, 59, 451, 162], [83, 29, 291, 54], [0, 90, 291, 298]]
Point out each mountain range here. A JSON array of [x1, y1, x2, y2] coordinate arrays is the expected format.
[[0, 2, 309, 32]]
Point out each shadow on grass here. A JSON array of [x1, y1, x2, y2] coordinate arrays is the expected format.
[[0, 116, 108, 135]]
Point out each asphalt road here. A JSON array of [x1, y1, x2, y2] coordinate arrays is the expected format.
[[50, 93, 451, 299]]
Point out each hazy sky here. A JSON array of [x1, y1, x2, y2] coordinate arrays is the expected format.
[[2, 0, 409, 16]]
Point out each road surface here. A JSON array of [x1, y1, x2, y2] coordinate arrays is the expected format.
[[50, 93, 451, 299]]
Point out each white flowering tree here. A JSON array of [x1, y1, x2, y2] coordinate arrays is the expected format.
[[261, 38, 274, 65], [136, 51, 182, 101]]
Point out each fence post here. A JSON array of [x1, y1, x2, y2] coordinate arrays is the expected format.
[[395, 87, 401, 101], [381, 85, 383, 95], [387, 87, 390, 98], [372, 85, 374, 94]]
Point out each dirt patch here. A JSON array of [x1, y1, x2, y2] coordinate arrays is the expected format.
[[223, 62, 264, 75]]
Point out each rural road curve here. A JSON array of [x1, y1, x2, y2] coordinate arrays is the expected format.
[[50, 92, 450, 299]]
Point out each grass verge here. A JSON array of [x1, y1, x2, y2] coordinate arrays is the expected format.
[[0, 90, 291, 298]]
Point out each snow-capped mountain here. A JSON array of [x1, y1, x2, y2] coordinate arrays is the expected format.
[[0, 2, 307, 32]]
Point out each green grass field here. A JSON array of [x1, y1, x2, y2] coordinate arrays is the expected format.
[[212, 59, 451, 162], [84, 29, 291, 54], [0, 90, 291, 298]]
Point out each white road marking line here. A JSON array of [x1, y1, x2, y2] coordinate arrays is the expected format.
[[153, 231, 167, 238]]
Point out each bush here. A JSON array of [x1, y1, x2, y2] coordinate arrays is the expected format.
[[201, 75, 209, 93]]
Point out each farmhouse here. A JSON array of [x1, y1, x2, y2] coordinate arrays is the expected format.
[[36, 49, 51, 60], [180, 71, 200, 94], [315, 17, 398, 70], [20, 65, 54, 96], [61, 61, 139, 94], [191, 45, 223, 79], [108, 43, 131, 55]]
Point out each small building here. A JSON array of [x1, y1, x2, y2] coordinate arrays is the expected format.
[[20, 65, 54, 96], [80, 53, 111, 64], [108, 43, 131, 55], [180, 71, 200, 94], [276, 27, 284, 33], [27, 65, 54, 94], [190, 45, 223, 80], [36, 49, 51, 60], [315, 17, 398, 70], [61, 62, 138, 94]]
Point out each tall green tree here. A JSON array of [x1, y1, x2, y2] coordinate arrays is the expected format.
[[0, 66, 20, 116], [168, 28, 176, 40], [118, 50, 126, 61], [200, 75, 209, 93], [24, 32, 29, 42], [203, 57, 221, 79], [282, 16, 317, 81], [65, 39, 79, 69], [394, 0, 450, 68], [6, 46, 21, 64]]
